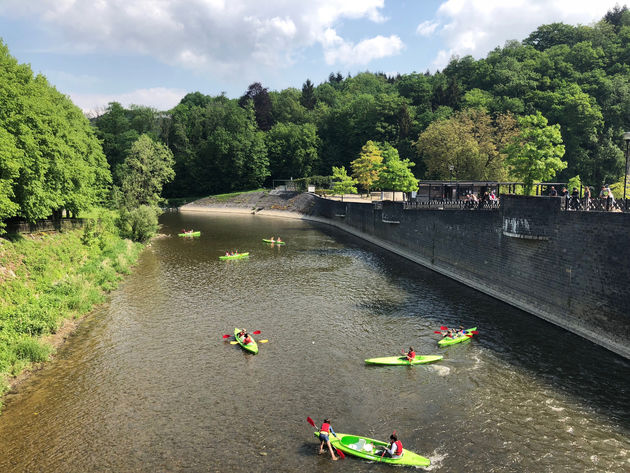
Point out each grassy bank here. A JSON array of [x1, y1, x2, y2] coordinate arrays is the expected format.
[[0, 213, 144, 408]]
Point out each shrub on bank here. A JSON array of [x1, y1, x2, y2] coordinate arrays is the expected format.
[[0, 214, 144, 408]]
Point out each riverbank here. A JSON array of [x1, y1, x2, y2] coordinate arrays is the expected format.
[[0, 220, 144, 409]]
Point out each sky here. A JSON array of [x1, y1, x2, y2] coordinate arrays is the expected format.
[[0, 0, 624, 113]]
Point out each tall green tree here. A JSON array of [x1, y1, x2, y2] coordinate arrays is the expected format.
[[265, 122, 320, 179], [331, 166, 358, 200], [300, 79, 316, 110], [505, 112, 567, 194], [376, 143, 418, 198], [117, 134, 175, 208], [350, 140, 383, 194]]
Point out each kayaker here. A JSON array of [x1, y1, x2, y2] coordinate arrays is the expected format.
[[318, 419, 338, 461], [443, 329, 454, 339], [237, 329, 246, 339], [276, 237, 282, 242], [269, 237, 275, 242], [405, 347, 416, 361], [242, 332, 253, 345], [383, 433, 403, 459]]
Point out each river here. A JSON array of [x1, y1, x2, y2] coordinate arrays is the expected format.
[[0, 211, 628, 472]]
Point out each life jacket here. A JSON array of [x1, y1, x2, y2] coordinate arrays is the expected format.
[[243, 336, 252, 344], [320, 423, 331, 433], [408, 351, 416, 360], [393, 440, 403, 456]]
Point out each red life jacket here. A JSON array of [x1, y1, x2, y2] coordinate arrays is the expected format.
[[408, 351, 416, 360], [393, 440, 403, 455], [243, 336, 252, 344], [320, 423, 331, 433]]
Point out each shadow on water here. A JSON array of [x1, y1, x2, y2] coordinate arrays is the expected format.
[[314, 224, 630, 432]]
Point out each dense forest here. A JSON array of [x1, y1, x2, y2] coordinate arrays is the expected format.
[[1, 6, 630, 229], [88, 6, 630, 198]]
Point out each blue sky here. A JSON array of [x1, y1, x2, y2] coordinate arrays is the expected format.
[[0, 1, 623, 113]]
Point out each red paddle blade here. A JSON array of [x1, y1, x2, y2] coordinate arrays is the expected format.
[[222, 334, 230, 339], [434, 331, 443, 334], [335, 447, 345, 459], [440, 326, 448, 330], [466, 334, 473, 337], [252, 330, 261, 335], [306, 416, 316, 427], [470, 331, 479, 334]]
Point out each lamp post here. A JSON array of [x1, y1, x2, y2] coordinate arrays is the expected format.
[[624, 132, 630, 204]]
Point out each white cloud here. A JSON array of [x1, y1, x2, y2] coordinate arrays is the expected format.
[[70, 87, 187, 114], [321, 29, 404, 66], [416, 20, 439, 37], [0, 0, 395, 76], [427, 0, 622, 70]]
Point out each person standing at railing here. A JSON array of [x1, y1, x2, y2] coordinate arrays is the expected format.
[[583, 186, 591, 210], [570, 187, 580, 210], [600, 185, 615, 210]]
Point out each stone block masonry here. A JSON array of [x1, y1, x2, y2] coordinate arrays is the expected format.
[[309, 195, 630, 359]]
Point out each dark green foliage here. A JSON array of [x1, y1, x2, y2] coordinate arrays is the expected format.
[[300, 79, 316, 110], [87, 6, 630, 195]]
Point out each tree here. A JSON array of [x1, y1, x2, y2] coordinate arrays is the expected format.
[[300, 79, 316, 110], [505, 112, 567, 194], [416, 109, 517, 180], [117, 134, 175, 208], [0, 125, 21, 230], [350, 140, 383, 194], [238, 82, 273, 131], [376, 143, 418, 200], [331, 166, 357, 200], [265, 122, 320, 179]]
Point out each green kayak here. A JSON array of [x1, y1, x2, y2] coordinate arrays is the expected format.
[[365, 355, 443, 366], [234, 328, 258, 354], [313, 431, 430, 467], [262, 239, 285, 245], [178, 231, 200, 237], [219, 252, 250, 260], [438, 327, 477, 347]]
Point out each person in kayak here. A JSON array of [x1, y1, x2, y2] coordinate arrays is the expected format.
[[242, 332, 253, 345], [269, 237, 275, 242], [318, 419, 338, 460], [276, 237, 282, 242], [443, 329, 454, 338], [237, 329, 246, 339], [383, 433, 403, 459], [407, 347, 416, 360]]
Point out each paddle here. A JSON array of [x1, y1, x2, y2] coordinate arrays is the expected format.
[[306, 416, 345, 459], [230, 339, 268, 344]]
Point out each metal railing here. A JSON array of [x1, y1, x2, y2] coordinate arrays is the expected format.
[[561, 197, 629, 212], [403, 199, 500, 210]]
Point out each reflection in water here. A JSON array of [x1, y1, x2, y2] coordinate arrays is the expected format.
[[1, 212, 629, 472]]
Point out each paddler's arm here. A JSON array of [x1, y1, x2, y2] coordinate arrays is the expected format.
[[330, 426, 337, 438]]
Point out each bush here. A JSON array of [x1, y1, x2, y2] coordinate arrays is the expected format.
[[14, 337, 53, 363], [117, 205, 159, 242]]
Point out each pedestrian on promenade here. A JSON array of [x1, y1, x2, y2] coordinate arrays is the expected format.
[[584, 186, 591, 210], [570, 187, 580, 210], [549, 186, 558, 196]]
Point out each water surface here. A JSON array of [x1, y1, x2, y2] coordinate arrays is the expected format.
[[1, 212, 628, 472]]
